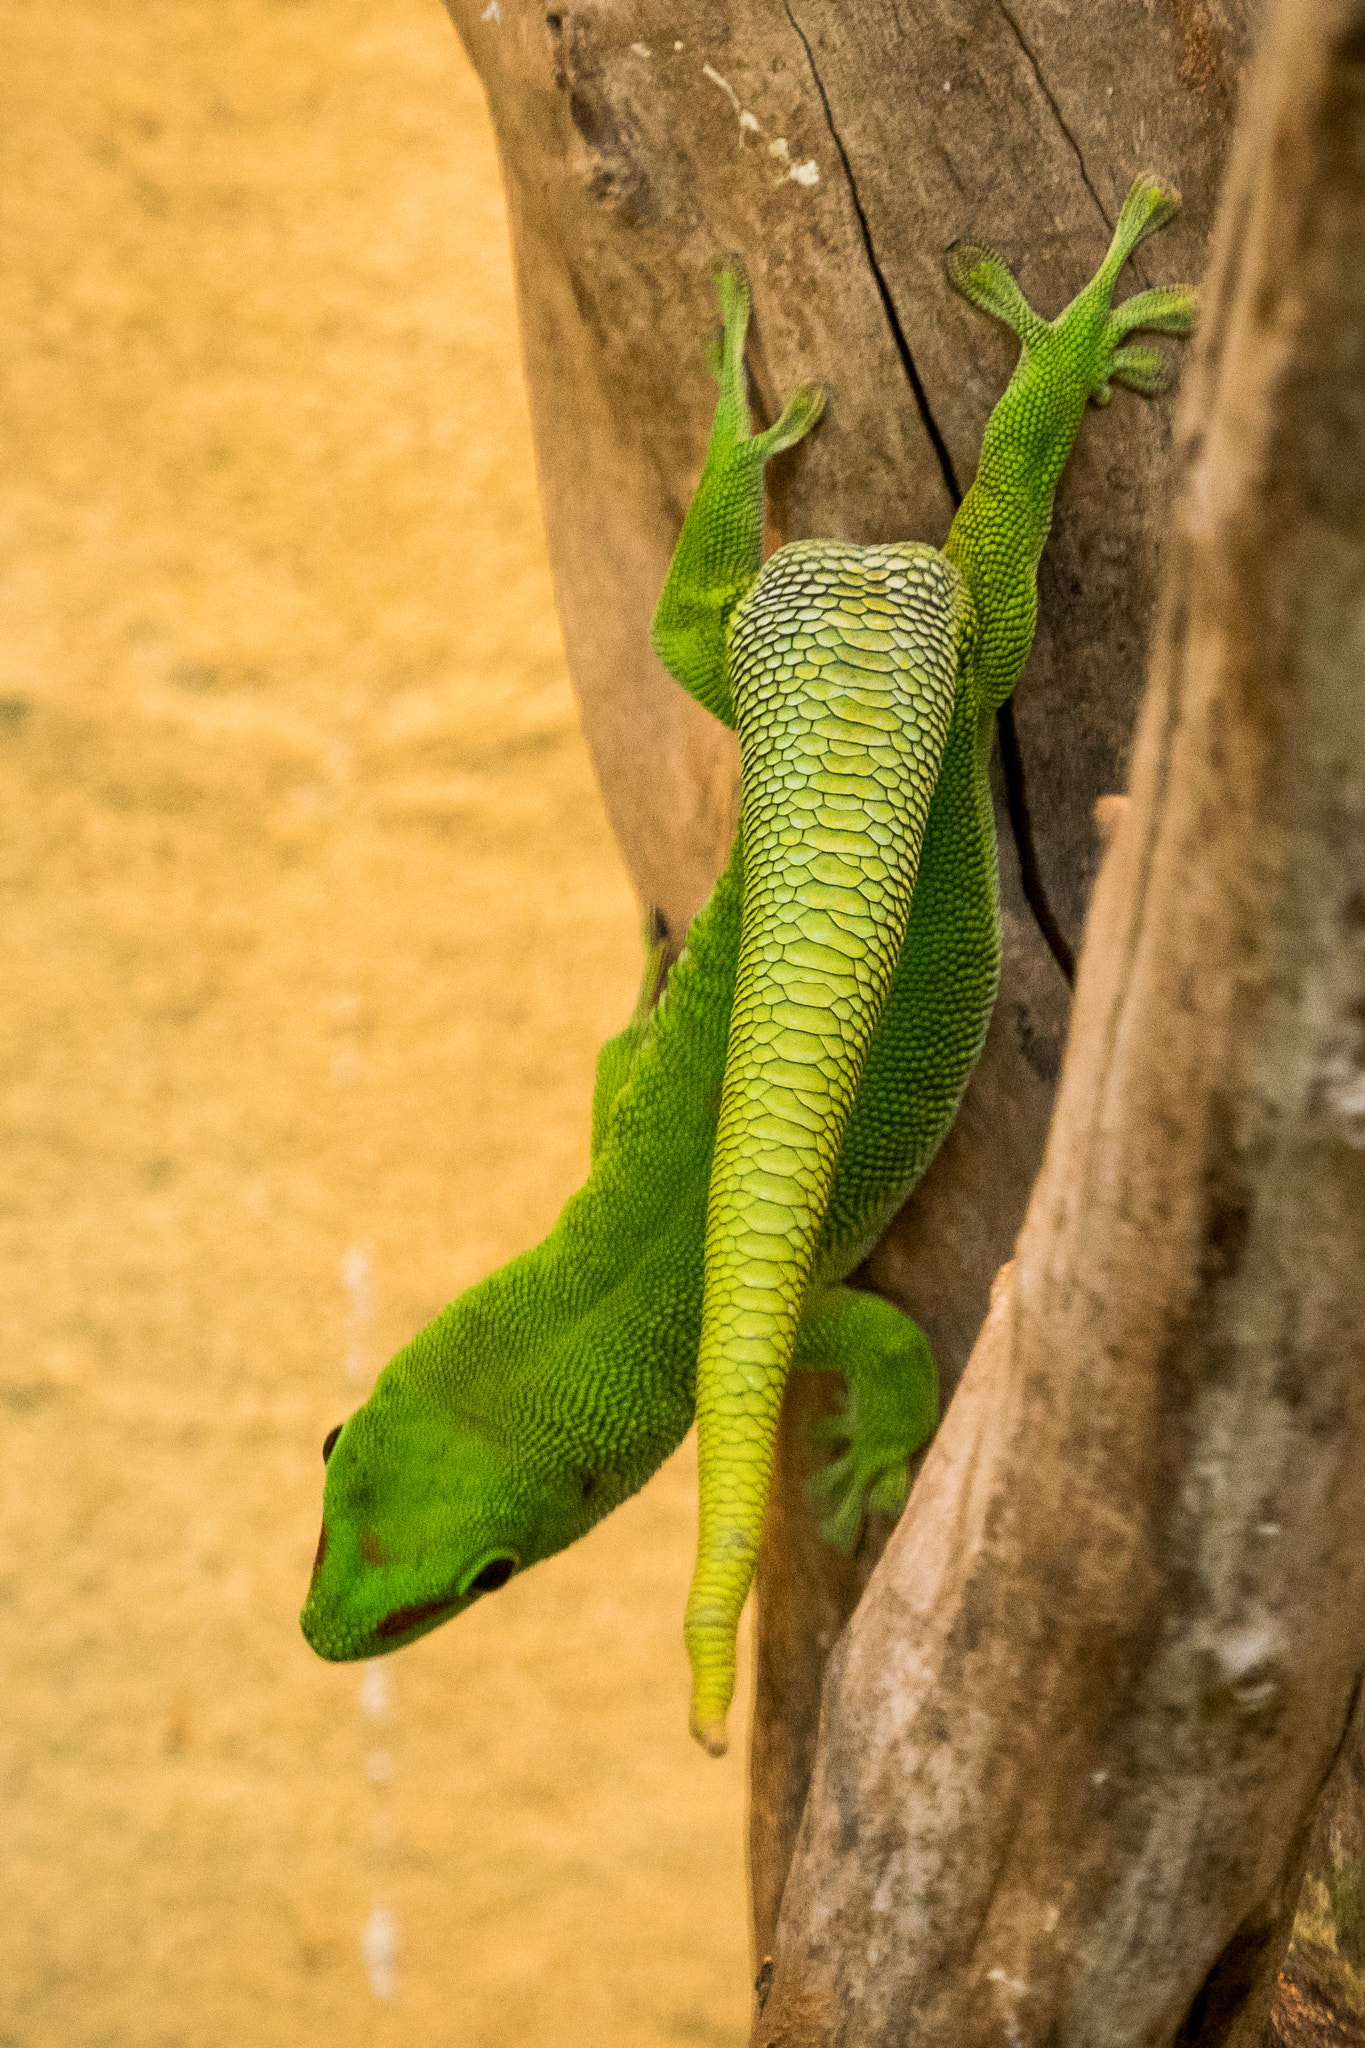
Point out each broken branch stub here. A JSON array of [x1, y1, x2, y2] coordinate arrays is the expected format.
[[753, 1, 1365, 2042]]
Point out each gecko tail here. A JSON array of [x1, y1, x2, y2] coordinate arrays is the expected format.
[[683, 536, 966, 1750]]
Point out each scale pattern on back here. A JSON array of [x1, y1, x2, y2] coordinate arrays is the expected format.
[[721, 536, 972, 1289]]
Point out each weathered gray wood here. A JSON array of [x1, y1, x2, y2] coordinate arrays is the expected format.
[[751, 2, 1365, 2036]]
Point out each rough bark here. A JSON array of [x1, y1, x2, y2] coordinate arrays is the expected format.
[[444, 0, 1256, 1957], [750, 1, 1365, 2039]]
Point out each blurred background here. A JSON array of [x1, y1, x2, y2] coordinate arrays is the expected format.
[[0, 1, 753, 2040]]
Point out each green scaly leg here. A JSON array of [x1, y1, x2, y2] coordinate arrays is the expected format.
[[651, 260, 824, 728], [589, 930, 666, 1163], [795, 1285, 937, 1551]]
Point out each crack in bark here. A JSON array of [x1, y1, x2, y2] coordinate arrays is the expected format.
[[993, 0, 1114, 233], [784, 0, 1075, 988], [997, 701, 1076, 985], [783, 1, 961, 507]]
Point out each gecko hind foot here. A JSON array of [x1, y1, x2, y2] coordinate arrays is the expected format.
[[947, 173, 1198, 411], [1090, 177, 1199, 403]]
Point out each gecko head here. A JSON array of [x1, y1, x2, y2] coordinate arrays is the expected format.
[[299, 1356, 528, 1662]]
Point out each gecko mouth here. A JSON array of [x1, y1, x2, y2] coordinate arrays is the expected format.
[[371, 1552, 518, 1643], [374, 1594, 460, 1641]]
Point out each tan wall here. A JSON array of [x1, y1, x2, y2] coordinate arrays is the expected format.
[[0, 3, 750, 2041]]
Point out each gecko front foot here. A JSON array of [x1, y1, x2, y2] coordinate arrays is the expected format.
[[808, 1389, 916, 1552], [794, 1284, 937, 1554]]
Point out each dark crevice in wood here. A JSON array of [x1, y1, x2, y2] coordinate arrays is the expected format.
[[997, 701, 1077, 985], [783, 0, 962, 509], [993, 0, 1115, 234], [1175, 1925, 1273, 2045]]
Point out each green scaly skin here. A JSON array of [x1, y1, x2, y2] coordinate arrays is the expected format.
[[301, 175, 1195, 1756]]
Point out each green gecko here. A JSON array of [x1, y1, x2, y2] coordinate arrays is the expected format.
[[301, 176, 1195, 1756]]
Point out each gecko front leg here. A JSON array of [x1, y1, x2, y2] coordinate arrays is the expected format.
[[796, 1284, 937, 1552]]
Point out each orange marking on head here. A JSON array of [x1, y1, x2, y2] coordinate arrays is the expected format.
[[360, 1531, 388, 1568], [311, 1523, 327, 1584], [375, 1595, 455, 1641]]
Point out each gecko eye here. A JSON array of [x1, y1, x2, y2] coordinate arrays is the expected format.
[[465, 1556, 516, 1596], [322, 1424, 343, 1465]]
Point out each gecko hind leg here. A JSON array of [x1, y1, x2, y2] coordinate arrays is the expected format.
[[946, 174, 1198, 413], [794, 1284, 938, 1553], [650, 258, 824, 728]]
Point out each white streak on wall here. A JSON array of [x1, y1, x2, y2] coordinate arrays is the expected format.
[[702, 62, 741, 111], [359, 1662, 390, 1718], [341, 1243, 373, 1387], [363, 1903, 399, 2001]]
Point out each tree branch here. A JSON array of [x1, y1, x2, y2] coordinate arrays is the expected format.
[[752, 3, 1365, 2037]]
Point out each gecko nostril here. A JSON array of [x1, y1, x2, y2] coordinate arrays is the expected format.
[[322, 1424, 342, 1464]]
